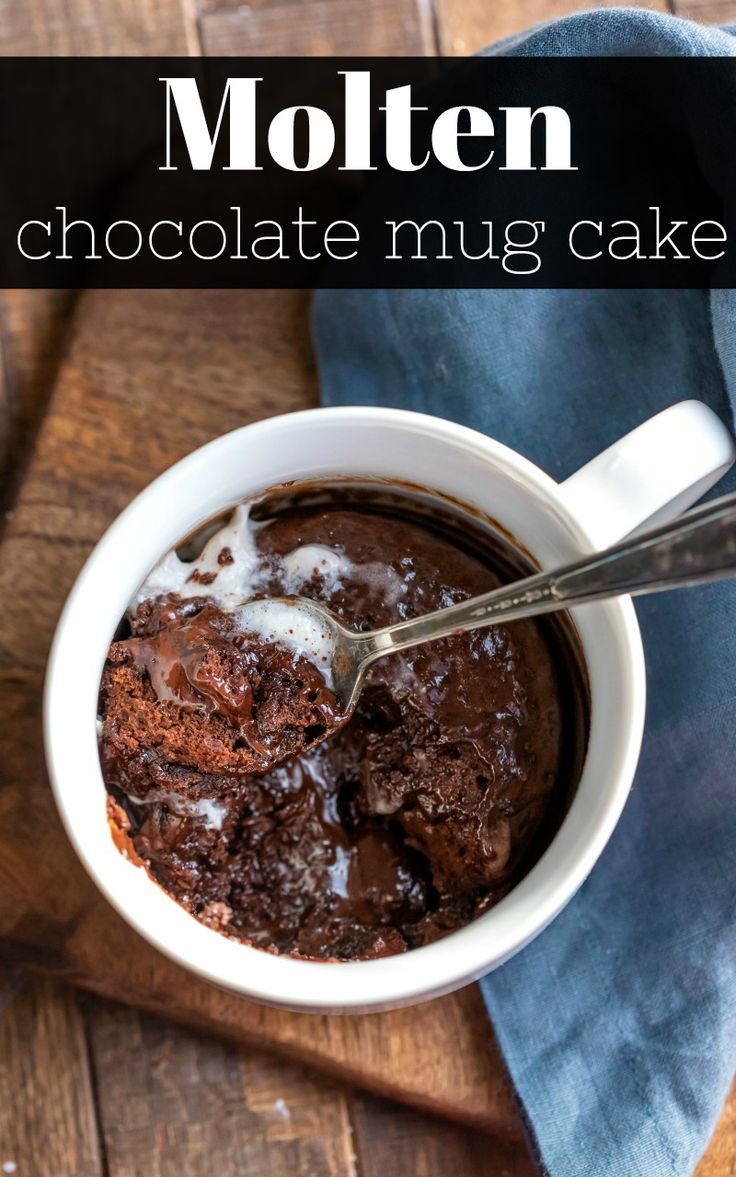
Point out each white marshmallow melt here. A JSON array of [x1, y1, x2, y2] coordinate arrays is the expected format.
[[281, 544, 351, 594], [134, 504, 267, 610], [127, 790, 227, 831], [234, 598, 336, 685], [132, 501, 406, 680]]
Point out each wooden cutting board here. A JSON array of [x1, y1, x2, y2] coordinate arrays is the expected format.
[[0, 287, 522, 1140]]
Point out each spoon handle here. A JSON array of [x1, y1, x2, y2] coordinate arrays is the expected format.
[[366, 489, 736, 658]]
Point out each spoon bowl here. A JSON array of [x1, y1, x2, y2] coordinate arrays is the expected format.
[[237, 595, 379, 715]]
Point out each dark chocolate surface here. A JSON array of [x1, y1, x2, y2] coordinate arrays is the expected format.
[[100, 489, 588, 961]]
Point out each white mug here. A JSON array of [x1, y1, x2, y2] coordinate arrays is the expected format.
[[44, 401, 735, 1012]]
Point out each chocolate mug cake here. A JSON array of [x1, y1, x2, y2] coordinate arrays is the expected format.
[[99, 485, 588, 961]]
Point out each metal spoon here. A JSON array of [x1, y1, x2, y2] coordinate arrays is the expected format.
[[259, 488, 736, 715]]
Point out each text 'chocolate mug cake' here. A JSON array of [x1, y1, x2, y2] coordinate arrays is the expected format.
[[99, 484, 589, 962]]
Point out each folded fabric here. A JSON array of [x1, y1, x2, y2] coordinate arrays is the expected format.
[[312, 11, 736, 1175]]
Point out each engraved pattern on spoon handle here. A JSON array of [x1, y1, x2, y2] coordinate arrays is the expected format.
[[553, 488, 736, 600]]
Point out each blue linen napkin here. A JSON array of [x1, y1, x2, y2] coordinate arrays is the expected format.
[[312, 11, 736, 1175]]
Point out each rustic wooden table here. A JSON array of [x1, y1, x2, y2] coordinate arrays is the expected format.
[[0, 1, 734, 1175]]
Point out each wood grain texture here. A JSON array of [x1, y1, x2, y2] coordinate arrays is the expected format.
[[0, 0, 197, 493], [83, 992, 537, 1177], [0, 291, 77, 516], [695, 1082, 736, 1177], [0, 288, 519, 1140], [671, 0, 736, 20], [433, 0, 670, 53], [198, 0, 436, 55], [352, 1092, 537, 1177], [86, 998, 359, 1177], [0, 318, 8, 479], [0, 971, 103, 1177], [0, 0, 197, 54], [0, 976, 537, 1177]]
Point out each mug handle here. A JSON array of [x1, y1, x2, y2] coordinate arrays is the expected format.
[[557, 400, 736, 549]]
